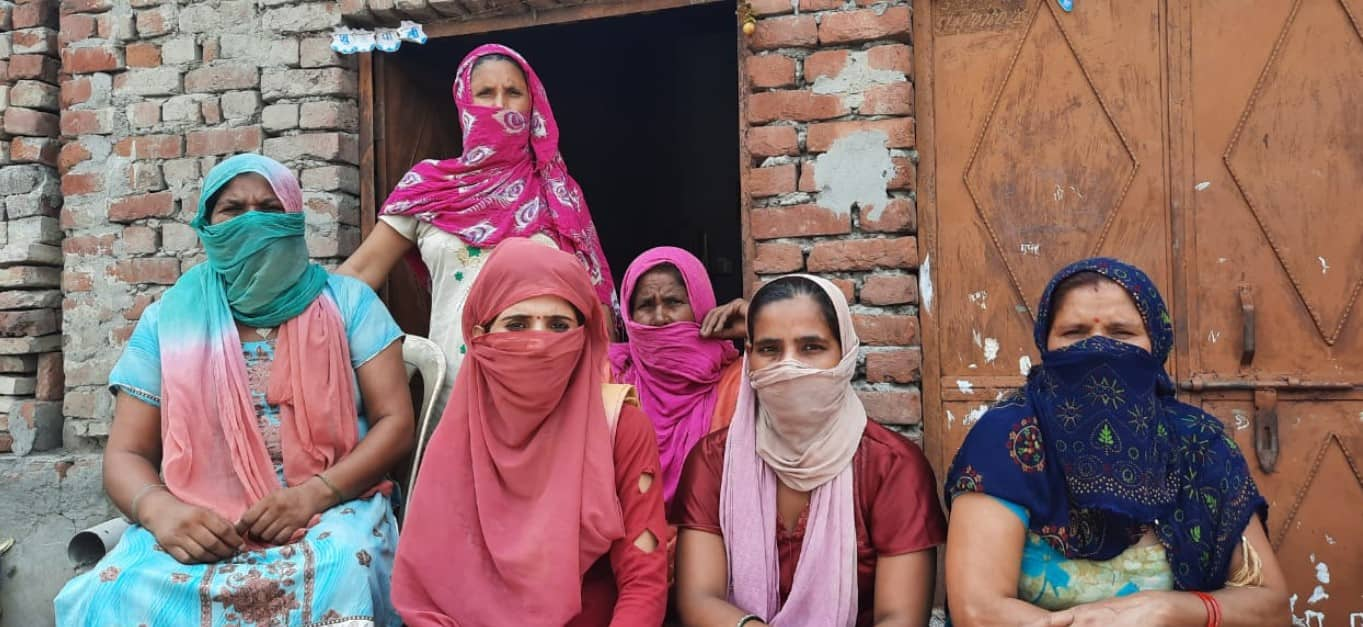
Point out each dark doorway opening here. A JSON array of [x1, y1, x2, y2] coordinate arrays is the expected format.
[[372, 4, 742, 335]]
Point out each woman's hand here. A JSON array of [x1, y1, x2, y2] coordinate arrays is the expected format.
[[139, 490, 246, 565], [236, 478, 336, 545], [1046, 591, 1201, 627], [700, 298, 748, 340]]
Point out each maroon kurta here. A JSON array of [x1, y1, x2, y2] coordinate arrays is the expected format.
[[671, 421, 947, 626]]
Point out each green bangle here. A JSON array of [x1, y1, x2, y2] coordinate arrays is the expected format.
[[314, 473, 345, 505]]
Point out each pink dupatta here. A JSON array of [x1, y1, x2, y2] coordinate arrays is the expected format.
[[378, 44, 617, 312]]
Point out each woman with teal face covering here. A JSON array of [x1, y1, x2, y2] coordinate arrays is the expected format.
[[55, 154, 415, 626]]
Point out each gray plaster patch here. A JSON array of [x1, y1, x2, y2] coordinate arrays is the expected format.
[[814, 130, 894, 218], [811, 52, 906, 96]]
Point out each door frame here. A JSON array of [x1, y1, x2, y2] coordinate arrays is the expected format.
[[913, 0, 946, 476], [356, 0, 757, 299]]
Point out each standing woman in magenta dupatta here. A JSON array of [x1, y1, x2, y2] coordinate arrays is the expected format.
[[393, 238, 667, 626], [340, 44, 617, 397], [609, 247, 752, 505], [55, 155, 414, 626], [944, 258, 1288, 626], [672, 275, 946, 627]]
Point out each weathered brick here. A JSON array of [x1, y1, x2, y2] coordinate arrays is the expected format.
[[185, 126, 262, 156], [889, 156, 914, 191], [60, 171, 102, 196], [201, 99, 222, 124], [160, 95, 202, 123], [262, 3, 340, 34], [59, 14, 96, 44], [0, 334, 60, 355], [753, 242, 804, 274], [114, 67, 182, 97], [112, 258, 180, 284], [108, 191, 174, 222], [868, 43, 912, 75], [220, 90, 261, 121], [218, 34, 299, 67], [57, 140, 91, 174], [13, 0, 57, 29], [121, 161, 165, 194], [0, 355, 39, 373], [60, 77, 92, 107], [160, 222, 198, 252], [61, 270, 92, 292], [807, 237, 917, 271], [161, 157, 199, 187], [8, 216, 62, 245], [853, 313, 918, 345], [0, 266, 60, 288], [299, 101, 357, 131], [113, 134, 182, 159], [62, 44, 122, 73], [750, 15, 817, 50], [860, 273, 917, 305], [262, 132, 357, 164], [119, 225, 159, 255], [161, 37, 198, 65], [11, 27, 57, 56], [61, 233, 114, 256], [184, 64, 259, 93], [861, 81, 912, 116], [299, 36, 342, 68], [0, 289, 61, 309], [260, 68, 355, 101], [127, 100, 161, 128], [746, 54, 796, 90], [3, 108, 60, 137], [34, 352, 63, 401], [860, 197, 914, 233], [866, 348, 922, 383], [748, 90, 848, 124], [748, 0, 792, 16], [97, 11, 136, 41], [0, 310, 59, 338], [300, 165, 358, 194], [807, 118, 914, 152], [303, 192, 359, 226], [134, 5, 174, 37], [8, 54, 59, 82], [60, 108, 112, 136], [857, 388, 921, 424], [10, 80, 60, 112], [305, 225, 359, 258], [0, 375, 38, 395], [803, 49, 850, 82], [749, 164, 796, 198], [60, 0, 113, 15], [261, 103, 298, 132], [752, 204, 851, 239], [819, 7, 911, 44], [10, 399, 64, 455], [746, 125, 799, 158], [125, 42, 161, 68], [9, 137, 59, 166]]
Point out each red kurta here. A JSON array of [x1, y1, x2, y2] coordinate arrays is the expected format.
[[671, 421, 948, 627], [571, 403, 669, 626]]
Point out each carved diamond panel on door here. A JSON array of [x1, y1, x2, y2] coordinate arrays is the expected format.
[[963, 0, 1138, 315], [1223, 0, 1363, 345]]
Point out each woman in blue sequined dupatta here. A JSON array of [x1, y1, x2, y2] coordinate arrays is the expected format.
[[944, 258, 1288, 626]]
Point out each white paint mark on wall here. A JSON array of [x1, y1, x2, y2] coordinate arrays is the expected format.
[[984, 338, 1000, 363], [1218, 257, 1229, 264], [946, 410, 956, 428], [1316, 562, 1330, 584], [956, 380, 974, 394], [1069, 185, 1084, 199], [964, 404, 989, 427], [1325, 534, 1336, 545], [1304, 611, 1325, 627], [1019, 356, 1033, 376], [921, 255, 934, 314], [1208, 330, 1221, 343], [1308, 586, 1329, 605], [814, 131, 895, 219], [1290, 595, 1326, 627], [968, 363, 978, 369], [1349, 611, 1363, 627], [968, 291, 988, 310], [1319, 257, 1330, 274], [1232, 410, 1250, 431], [1020, 243, 1041, 256], [1195, 181, 1211, 191], [972, 330, 983, 348], [1053, 184, 1065, 202]]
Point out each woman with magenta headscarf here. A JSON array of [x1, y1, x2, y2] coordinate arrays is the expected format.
[[55, 154, 414, 625]]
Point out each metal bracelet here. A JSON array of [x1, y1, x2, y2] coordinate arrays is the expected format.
[[314, 473, 345, 505], [129, 482, 167, 525], [736, 614, 762, 627]]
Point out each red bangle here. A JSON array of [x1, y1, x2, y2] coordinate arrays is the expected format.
[[1192, 591, 1222, 627]]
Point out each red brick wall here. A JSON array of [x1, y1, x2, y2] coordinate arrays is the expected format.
[[743, 2, 922, 434]]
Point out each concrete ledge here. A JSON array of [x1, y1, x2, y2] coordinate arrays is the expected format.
[[0, 452, 111, 627]]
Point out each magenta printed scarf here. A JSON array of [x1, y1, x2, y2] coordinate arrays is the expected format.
[[608, 247, 737, 503], [378, 44, 616, 311]]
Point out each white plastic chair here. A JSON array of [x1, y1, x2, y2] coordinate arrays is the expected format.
[[67, 334, 446, 566]]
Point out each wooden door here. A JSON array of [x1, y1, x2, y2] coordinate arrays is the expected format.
[[919, 0, 1363, 616], [919, 0, 1173, 474], [1174, 0, 1363, 619]]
